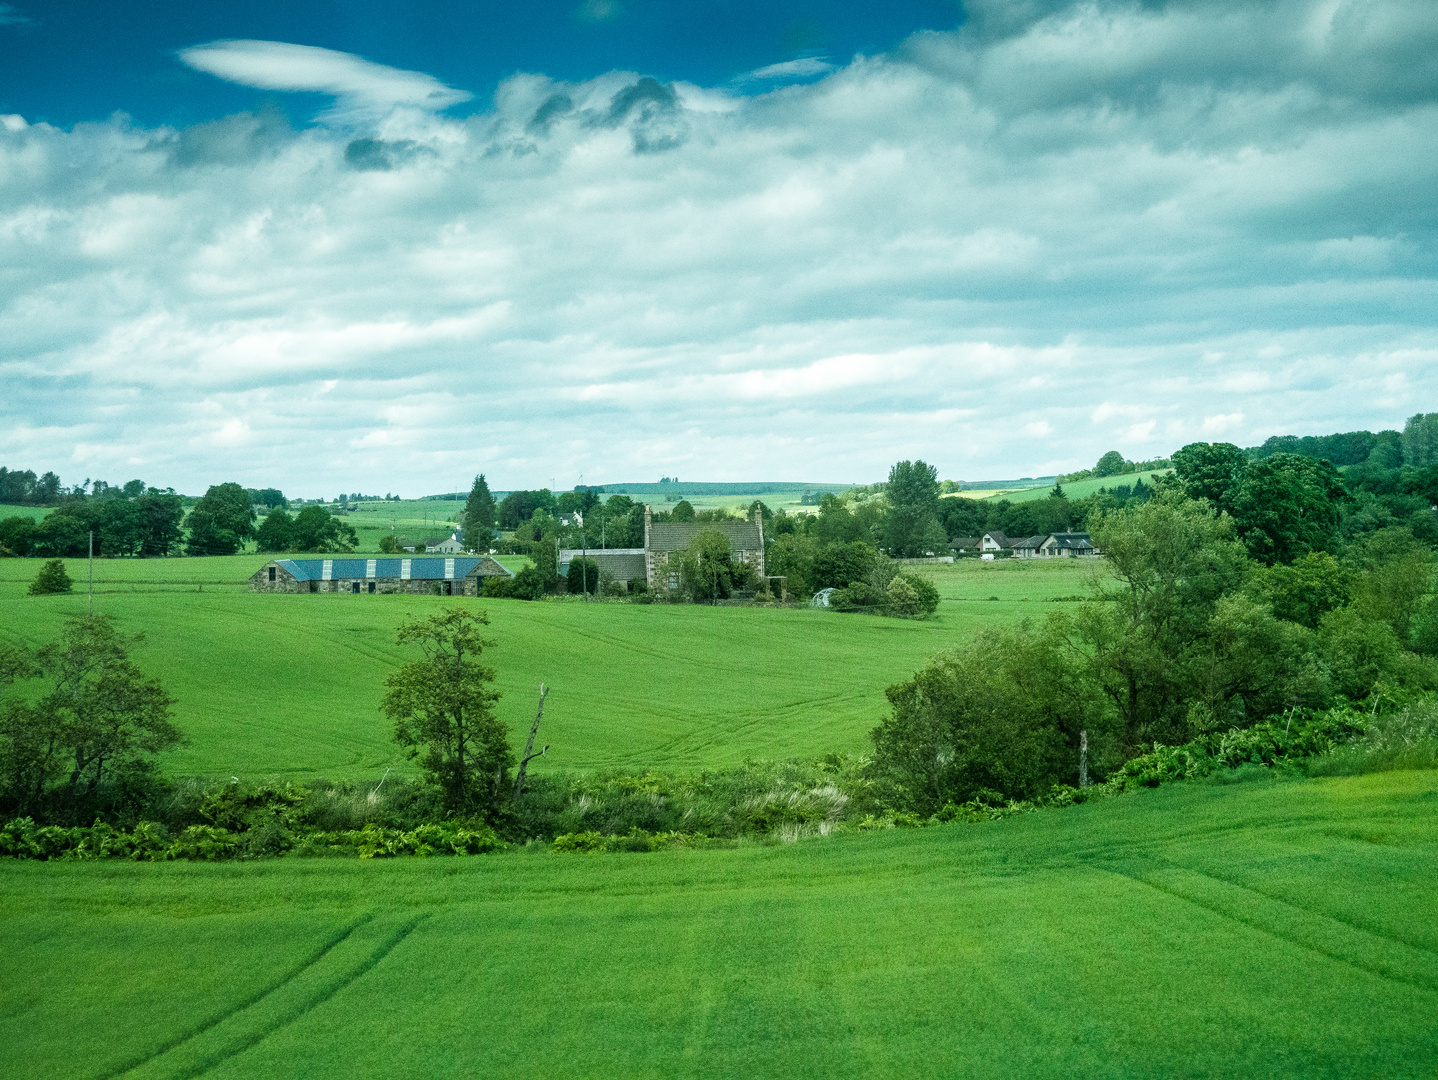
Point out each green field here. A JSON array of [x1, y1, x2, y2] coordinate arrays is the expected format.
[[0, 556, 1096, 780], [955, 470, 1171, 504], [3, 770, 1435, 1079], [0, 503, 51, 522]]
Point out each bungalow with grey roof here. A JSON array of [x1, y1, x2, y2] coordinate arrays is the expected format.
[[249, 556, 512, 596]]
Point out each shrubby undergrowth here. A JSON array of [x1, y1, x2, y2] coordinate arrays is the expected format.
[[6, 697, 1434, 860]]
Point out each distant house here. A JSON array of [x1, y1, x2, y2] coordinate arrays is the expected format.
[[249, 556, 512, 596], [980, 532, 1012, 552], [644, 505, 765, 591], [950, 536, 983, 555], [427, 531, 466, 554], [1040, 532, 1097, 557], [1011, 535, 1047, 558], [1011, 532, 1099, 559]]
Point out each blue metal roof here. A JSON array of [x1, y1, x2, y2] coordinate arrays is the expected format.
[[274, 557, 498, 582]]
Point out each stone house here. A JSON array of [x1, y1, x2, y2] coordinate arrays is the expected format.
[[1011, 532, 1099, 559], [558, 548, 647, 588], [980, 532, 1012, 552], [249, 555, 512, 596], [643, 505, 765, 591]]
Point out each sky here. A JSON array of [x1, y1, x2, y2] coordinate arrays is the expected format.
[[2, 0, 1436, 497]]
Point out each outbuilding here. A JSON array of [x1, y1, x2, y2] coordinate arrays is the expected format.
[[249, 556, 513, 596]]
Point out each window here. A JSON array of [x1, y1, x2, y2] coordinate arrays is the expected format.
[[309, 581, 319, 593], [368, 581, 376, 593], [352, 582, 361, 594], [268, 566, 276, 582]]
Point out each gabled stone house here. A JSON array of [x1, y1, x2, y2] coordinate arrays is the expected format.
[[643, 505, 765, 591]]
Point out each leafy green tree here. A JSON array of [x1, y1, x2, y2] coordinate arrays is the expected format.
[[869, 626, 1092, 814], [255, 509, 295, 552], [1401, 412, 1438, 467], [98, 498, 145, 556], [884, 460, 941, 557], [137, 492, 185, 556], [1094, 450, 1127, 478], [0, 516, 37, 557], [532, 540, 559, 592], [812, 541, 878, 591], [567, 557, 599, 595], [1073, 493, 1251, 745], [463, 474, 498, 538], [29, 559, 72, 595], [1171, 442, 1249, 512], [289, 505, 358, 552], [1230, 453, 1345, 565], [32, 505, 93, 558], [670, 499, 695, 522], [0, 616, 181, 819], [381, 610, 512, 818], [185, 483, 256, 555], [679, 529, 751, 601], [1250, 551, 1351, 628]]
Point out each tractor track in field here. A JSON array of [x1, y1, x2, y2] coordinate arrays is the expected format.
[[1099, 862, 1438, 995], [96, 914, 374, 1080], [99, 913, 430, 1080]]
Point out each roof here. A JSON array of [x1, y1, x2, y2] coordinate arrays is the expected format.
[[272, 556, 510, 581], [983, 532, 1012, 546], [1012, 534, 1048, 551], [1044, 532, 1095, 550], [646, 520, 762, 553], [950, 537, 982, 549], [559, 550, 646, 579]]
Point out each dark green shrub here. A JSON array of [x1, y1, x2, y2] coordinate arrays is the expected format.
[[28, 559, 72, 595]]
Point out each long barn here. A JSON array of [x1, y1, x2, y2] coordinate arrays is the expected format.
[[249, 556, 513, 596]]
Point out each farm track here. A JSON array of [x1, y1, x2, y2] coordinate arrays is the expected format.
[[107, 913, 429, 1080]]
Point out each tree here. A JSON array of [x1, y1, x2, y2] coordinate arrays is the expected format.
[[137, 492, 185, 556], [463, 474, 498, 538], [1250, 551, 1351, 628], [185, 482, 257, 555], [812, 541, 878, 591], [0, 516, 37, 557], [381, 610, 512, 818], [0, 616, 181, 819], [1230, 453, 1345, 565], [1171, 442, 1249, 513], [670, 499, 695, 522], [567, 557, 599, 595], [255, 508, 295, 552], [29, 559, 72, 595], [1094, 450, 1127, 478], [1401, 413, 1438, 468], [884, 460, 941, 557], [289, 505, 357, 552], [679, 529, 751, 601]]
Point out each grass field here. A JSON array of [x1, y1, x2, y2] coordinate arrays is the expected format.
[[952, 469, 1172, 504], [0, 556, 1097, 780], [3, 769, 1435, 1079], [0, 503, 51, 522]]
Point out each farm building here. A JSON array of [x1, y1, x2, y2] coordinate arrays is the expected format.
[[644, 505, 765, 591], [249, 556, 512, 596]]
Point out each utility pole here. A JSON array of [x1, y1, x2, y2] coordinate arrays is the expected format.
[[88, 530, 94, 616]]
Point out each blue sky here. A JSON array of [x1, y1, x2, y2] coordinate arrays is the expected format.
[[2, 0, 1437, 496]]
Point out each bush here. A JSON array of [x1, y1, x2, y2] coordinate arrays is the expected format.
[[28, 559, 72, 595]]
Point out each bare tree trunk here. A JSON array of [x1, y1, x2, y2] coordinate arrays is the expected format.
[[512, 683, 550, 801], [1079, 729, 1089, 788]]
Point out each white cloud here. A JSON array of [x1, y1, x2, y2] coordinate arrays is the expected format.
[[745, 58, 836, 81], [3, 0, 1438, 495], [178, 40, 472, 126]]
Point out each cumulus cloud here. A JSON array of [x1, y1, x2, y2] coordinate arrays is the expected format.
[[3, 0, 1438, 494], [178, 40, 472, 125]]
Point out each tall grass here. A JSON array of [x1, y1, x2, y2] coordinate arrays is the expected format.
[[1306, 699, 1438, 776]]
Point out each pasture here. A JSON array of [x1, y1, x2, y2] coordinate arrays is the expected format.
[[955, 469, 1171, 504], [0, 503, 51, 522], [0, 556, 1096, 781], [2, 769, 1435, 1079]]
